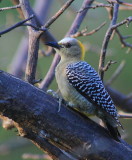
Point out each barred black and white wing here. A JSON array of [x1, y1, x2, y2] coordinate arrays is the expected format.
[[66, 61, 119, 122]]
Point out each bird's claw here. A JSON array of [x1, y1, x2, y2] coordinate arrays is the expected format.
[[47, 89, 62, 112], [47, 89, 59, 99]]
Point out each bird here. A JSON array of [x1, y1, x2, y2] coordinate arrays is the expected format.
[[45, 37, 123, 141]]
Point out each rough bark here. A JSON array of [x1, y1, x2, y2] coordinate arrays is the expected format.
[[0, 71, 132, 160]]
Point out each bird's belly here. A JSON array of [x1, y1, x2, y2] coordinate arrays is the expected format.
[[56, 72, 96, 114]]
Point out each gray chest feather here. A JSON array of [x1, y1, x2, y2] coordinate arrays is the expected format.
[[55, 63, 95, 114]]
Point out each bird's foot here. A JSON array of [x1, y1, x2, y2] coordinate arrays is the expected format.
[[47, 89, 60, 99], [47, 89, 63, 112]]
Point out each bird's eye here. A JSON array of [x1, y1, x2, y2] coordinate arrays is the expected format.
[[65, 43, 72, 48]]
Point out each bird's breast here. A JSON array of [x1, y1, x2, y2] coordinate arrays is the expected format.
[[55, 63, 72, 101], [55, 62, 96, 114]]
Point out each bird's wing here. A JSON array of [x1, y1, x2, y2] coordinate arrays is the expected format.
[[66, 61, 117, 118]]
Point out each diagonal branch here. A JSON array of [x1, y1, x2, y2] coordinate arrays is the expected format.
[[9, 0, 56, 78], [102, 60, 117, 71], [71, 21, 106, 38], [106, 60, 126, 85], [98, 13, 132, 81], [106, 86, 132, 113], [116, 29, 132, 48], [0, 15, 34, 36], [20, 0, 75, 84], [44, 0, 75, 29], [19, 0, 42, 84], [98, 3, 119, 80], [0, 71, 132, 160], [107, 0, 132, 7], [67, 0, 94, 36], [0, 4, 21, 11]]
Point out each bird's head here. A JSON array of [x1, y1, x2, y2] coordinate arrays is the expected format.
[[45, 37, 85, 60]]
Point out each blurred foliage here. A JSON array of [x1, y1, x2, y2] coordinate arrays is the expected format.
[[0, 0, 132, 159]]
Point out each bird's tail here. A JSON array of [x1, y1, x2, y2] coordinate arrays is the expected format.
[[105, 121, 121, 142]]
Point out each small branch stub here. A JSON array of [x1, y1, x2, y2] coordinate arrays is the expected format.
[[101, 60, 117, 72], [71, 21, 106, 38]]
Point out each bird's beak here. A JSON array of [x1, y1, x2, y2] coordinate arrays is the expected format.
[[45, 42, 62, 50]]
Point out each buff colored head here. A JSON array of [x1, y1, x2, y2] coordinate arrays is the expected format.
[[45, 37, 85, 60]]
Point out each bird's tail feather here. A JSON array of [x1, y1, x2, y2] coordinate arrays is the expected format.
[[105, 121, 121, 142]]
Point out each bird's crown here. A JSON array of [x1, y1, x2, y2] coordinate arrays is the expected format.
[[58, 37, 85, 60]]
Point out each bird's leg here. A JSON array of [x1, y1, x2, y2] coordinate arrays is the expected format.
[[47, 89, 63, 112], [47, 89, 60, 99]]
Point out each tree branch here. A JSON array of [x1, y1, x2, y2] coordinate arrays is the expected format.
[[78, 3, 113, 12], [67, 0, 94, 36], [106, 60, 126, 85], [5, 0, 55, 131], [106, 86, 132, 113], [98, 3, 119, 80], [20, 0, 75, 84], [0, 15, 34, 36], [0, 71, 132, 160], [102, 60, 117, 71], [107, 0, 132, 7], [0, 4, 21, 11], [116, 29, 132, 48], [44, 0, 75, 29], [9, 0, 55, 78], [71, 21, 106, 38]]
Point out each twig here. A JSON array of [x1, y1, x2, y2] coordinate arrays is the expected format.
[[119, 111, 132, 119], [23, 23, 47, 31], [116, 29, 132, 48], [106, 60, 126, 85], [98, 3, 119, 80], [44, 0, 75, 28], [119, 114, 132, 118], [119, 6, 132, 10], [0, 4, 21, 11], [40, 0, 94, 90], [107, 0, 132, 7], [124, 93, 132, 101], [111, 16, 132, 28], [0, 15, 34, 36], [78, 1, 132, 11], [123, 35, 132, 39], [22, 153, 52, 160], [67, 0, 94, 36], [107, 7, 132, 48], [78, 3, 113, 12], [58, 0, 77, 15], [102, 60, 117, 71], [71, 21, 106, 38]]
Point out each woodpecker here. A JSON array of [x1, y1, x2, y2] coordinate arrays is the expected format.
[[45, 37, 123, 141]]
